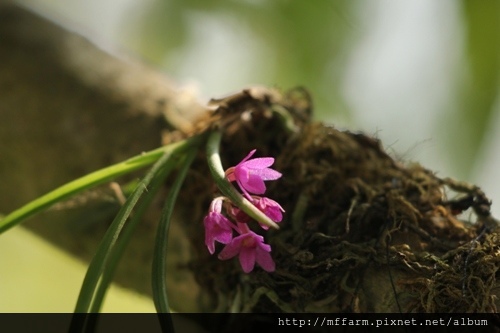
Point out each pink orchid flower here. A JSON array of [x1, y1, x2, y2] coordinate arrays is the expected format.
[[225, 149, 282, 199], [253, 196, 285, 222], [252, 196, 285, 229], [204, 198, 234, 254], [218, 226, 275, 273], [229, 196, 285, 229]]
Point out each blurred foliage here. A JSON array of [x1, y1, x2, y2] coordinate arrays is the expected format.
[[124, 0, 499, 179], [450, 0, 499, 176], [125, 0, 359, 120]]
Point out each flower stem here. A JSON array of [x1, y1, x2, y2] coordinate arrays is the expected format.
[[206, 130, 279, 230]]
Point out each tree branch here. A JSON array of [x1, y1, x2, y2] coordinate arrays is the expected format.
[[0, 1, 204, 308]]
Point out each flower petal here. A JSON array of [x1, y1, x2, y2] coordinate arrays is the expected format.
[[234, 165, 250, 183], [239, 246, 256, 273], [213, 228, 233, 244], [265, 206, 283, 222], [204, 232, 216, 255], [218, 236, 243, 260], [253, 197, 285, 223], [240, 174, 267, 194], [241, 157, 275, 169], [204, 212, 233, 254], [255, 168, 282, 181], [204, 215, 217, 254], [255, 247, 275, 272], [257, 240, 272, 253]]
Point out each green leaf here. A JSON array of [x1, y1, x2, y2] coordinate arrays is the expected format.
[[69, 152, 177, 333], [451, 0, 500, 176], [87, 158, 178, 314], [0, 136, 201, 234], [69, 134, 205, 332], [72, 149, 177, 316], [152, 148, 197, 316]]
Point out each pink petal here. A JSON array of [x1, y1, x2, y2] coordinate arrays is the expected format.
[[234, 166, 250, 182], [239, 246, 256, 273], [213, 228, 233, 244], [257, 240, 272, 253], [218, 237, 243, 260], [255, 168, 282, 181], [239, 174, 266, 194], [241, 157, 275, 169], [255, 247, 275, 272], [253, 197, 285, 224], [205, 235, 216, 254], [265, 207, 283, 222], [204, 214, 233, 254], [204, 216, 217, 254]]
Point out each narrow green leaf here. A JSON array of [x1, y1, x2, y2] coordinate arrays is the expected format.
[[0, 136, 201, 234], [69, 151, 178, 333], [71, 135, 204, 315], [88, 156, 178, 315], [152, 149, 197, 315], [73, 149, 177, 315]]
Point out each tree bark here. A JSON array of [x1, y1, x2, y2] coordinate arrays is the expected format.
[[0, 1, 204, 211], [0, 1, 205, 310]]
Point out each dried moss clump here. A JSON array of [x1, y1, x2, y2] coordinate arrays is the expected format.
[[183, 87, 500, 313]]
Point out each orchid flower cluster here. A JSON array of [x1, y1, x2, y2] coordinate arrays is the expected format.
[[203, 149, 284, 273]]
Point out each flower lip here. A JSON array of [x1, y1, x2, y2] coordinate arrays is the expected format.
[[217, 230, 275, 273]]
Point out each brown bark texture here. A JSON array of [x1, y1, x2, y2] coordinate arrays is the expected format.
[[0, 1, 204, 310]]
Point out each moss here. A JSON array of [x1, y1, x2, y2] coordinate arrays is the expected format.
[[182, 87, 500, 313]]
